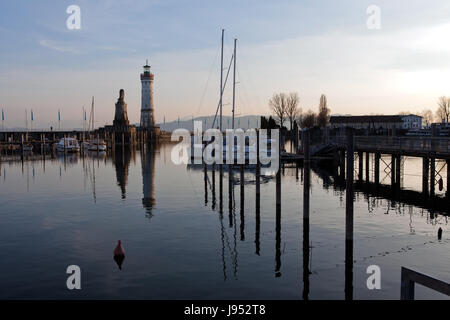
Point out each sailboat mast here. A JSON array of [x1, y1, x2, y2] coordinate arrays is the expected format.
[[91, 96, 94, 131], [219, 29, 224, 132], [232, 38, 237, 130]]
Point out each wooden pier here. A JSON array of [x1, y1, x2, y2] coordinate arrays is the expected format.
[[330, 135, 450, 197]]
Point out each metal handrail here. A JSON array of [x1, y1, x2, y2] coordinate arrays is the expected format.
[[401, 267, 450, 300]]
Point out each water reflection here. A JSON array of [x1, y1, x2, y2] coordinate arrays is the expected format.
[[113, 147, 131, 199], [1, 142, 449, 299], [141, 146, 156, 217]]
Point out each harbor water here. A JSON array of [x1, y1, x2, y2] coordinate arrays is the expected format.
[[0, 143, 448, 299]]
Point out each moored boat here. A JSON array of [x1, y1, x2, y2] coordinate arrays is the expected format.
[[56, 137, 80, 153]]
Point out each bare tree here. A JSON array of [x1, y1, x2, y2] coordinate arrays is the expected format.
[[436, 96, 450, 123], [286, 92, 300, 131], [317, 94, 330, 127], [420, 109, 434, 127], [301, 109, 316, 128], [269, 93, 287, 128]]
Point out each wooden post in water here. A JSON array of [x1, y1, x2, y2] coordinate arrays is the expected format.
[[228, 164, 233, 228], [365, 152, 370, 183], [391, 154, 396, 187], [395, 154, 401, 189], [256, 129, 260, 204], [21, 134, 24, 160], [255, 129, 260, 256], [345, 129, 354, 301], [430, 157, 435, 197], [204, 163, 208, 206], [423, 157, 429, 196], [303, 130, 310, 221], [358, 151, 363, 181], [447, 160, 450, 198], [211, 163, 216, 210], [302, 129, 311, 299], [374, 153, 380, 185], [240, 163, 245, 241]]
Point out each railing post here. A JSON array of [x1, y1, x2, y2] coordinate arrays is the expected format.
[[401, 267, 415, 300]]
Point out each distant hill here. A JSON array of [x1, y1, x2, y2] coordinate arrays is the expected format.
[[157, 115, 262, 132]]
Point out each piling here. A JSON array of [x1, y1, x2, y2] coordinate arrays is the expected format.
[[423, 157, 429, 195], [395, 154, 401, 189], [430, 157, 435, 197], [204, 163, 208, 206], [256, 129, 260, 202], [303, 129, 311, 298], [345, 129, 354, 300], [358, 151, 363, 181], [365, 152, 370, 182], [212, 164, 216, 210], [391, 154, 396, 187], [275, 128, 282, 277], [374, 153, 380, 185], [240, 164, 245, 241], [228, 164, 233, 228], [447, 160, 450, 198]]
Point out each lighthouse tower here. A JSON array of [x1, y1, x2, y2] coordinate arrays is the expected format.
[[140, 60, 155, 128]]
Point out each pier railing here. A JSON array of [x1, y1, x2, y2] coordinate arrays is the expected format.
[[401, 267, 450, 300], [331, 136, 450, 156]]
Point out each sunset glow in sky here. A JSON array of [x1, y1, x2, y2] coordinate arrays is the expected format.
[[1, 0, 450, 129]]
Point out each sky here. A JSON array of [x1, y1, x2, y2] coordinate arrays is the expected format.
[[1, 0, 450, 129]]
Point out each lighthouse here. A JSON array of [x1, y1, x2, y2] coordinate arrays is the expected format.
[[140, 60, 155, 128]]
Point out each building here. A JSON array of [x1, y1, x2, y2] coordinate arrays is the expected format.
[[330, 114, 422, 131], [400, 114, 422, 130], [140, 60, 155, 128]]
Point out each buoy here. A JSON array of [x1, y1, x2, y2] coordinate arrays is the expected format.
[[438, 228, 443, 240], [438, 178, 443, 191], [114, 240, 125, 256], [113, 240, 125, 270]]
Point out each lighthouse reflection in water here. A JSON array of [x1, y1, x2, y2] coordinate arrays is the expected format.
[[0, 143, 448, 299]]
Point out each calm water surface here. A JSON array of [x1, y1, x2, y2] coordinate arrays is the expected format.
[[0, 143, 448, 299]]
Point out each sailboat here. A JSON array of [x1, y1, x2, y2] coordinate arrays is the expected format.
[[83, 97, 107, 152]]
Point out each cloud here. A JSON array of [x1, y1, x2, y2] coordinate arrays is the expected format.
[[39, 39, 80, 54]]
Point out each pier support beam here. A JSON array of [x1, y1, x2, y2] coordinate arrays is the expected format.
[[365, 152, 370, 183], [447, 160, 450, 198], [391, 154, 396, 187], [422, 157, 429, 196], [374, 153, 380, 185], [430, 157, 435, 197], [395, 154, 401, 189], [358, 151, 363, 182]]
